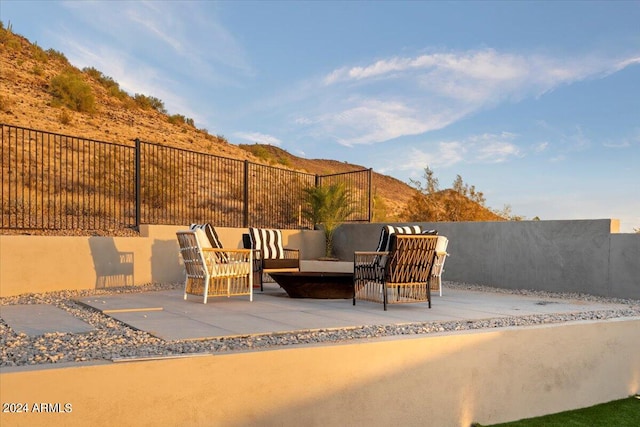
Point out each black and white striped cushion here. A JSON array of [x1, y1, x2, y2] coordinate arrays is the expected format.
[[190, 223, 229, 263], [189, 223, 224, 249], [249, 228, 284, 259], [189, 223, 222, 249], [375, 225, 423, 253]]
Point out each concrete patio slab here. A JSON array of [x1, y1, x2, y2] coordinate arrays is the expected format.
[[0, 304, 94, 336], [73, 284, 631, 341], [106, 310, 235, 341]]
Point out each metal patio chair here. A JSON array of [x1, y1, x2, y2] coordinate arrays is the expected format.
[[176, 230, 253, 304], [353, 234, 438, 310]]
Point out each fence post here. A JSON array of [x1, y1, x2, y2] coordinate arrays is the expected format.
[[243, 160, 249, 228], [368, 168, 373, 222], [135, 138, 141, 230]]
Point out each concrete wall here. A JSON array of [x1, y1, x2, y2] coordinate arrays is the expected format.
[[2, 220, 638, 299], [333, 219, 640, 299], [1, 318, 638, 427], [610, 234, 640, 298], [0, 226, 325, 297]]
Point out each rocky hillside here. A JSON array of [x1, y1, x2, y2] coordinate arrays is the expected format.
[[0, 24, 501, 225]]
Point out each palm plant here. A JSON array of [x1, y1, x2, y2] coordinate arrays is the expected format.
[[302, 182, 355, 258]]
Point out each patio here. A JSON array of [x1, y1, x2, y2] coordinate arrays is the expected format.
[[72, 282, 633, 342]]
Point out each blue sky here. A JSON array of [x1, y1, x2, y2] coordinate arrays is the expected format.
[[3, 1, 639, 231]]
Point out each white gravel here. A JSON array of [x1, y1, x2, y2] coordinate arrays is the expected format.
[[1, 282, 639, 367]]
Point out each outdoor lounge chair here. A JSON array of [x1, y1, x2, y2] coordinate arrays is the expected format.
[[429, 236, 449, 297], [244, 228, 299, 291], [176, 230, 253, 304], [353, 234, 438, 310]]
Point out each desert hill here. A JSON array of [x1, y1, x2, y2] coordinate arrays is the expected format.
[[0, 24, 501, 225]]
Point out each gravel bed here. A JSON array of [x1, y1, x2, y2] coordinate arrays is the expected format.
[[1, 282, 639, 368]]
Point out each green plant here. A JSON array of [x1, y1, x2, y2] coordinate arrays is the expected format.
[[133, 93, 166, 113], [83, 67, 129, 101], [167, 114, 194, 127], [46, 48, 69, 64], [49, 71, 96, 113], [32, 43, 48, 62], [302, 182, 355, 258]]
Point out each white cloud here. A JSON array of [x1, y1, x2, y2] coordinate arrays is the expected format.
[[319, 99, 458, 146], [533, 142, 549, 153], [233, 132, 282, 146], [602, 140, 631, 148], [312, 48, 640, 145], [380, 132, 521, 174], [468, 132, 522, 163]]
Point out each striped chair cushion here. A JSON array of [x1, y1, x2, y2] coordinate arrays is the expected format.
[[190, 223, 228, 262], [375, 225, 431, 253], [249, 228, 285, 259], [189, 223, 224, 249]]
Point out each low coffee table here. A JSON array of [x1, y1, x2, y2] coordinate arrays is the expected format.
[[268, 271, 354, 299]]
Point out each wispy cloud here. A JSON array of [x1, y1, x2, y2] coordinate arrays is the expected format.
[[379, 132, 522, 174], [533, 142, 549, 153], [308, 48, 640, 145], [234, 132, 282, 146]]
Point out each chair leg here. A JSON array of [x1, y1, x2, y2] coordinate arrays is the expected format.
[[383, 283, 388, 311]]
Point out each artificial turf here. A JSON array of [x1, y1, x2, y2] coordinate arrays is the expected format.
[[474, 396, 640, 427]]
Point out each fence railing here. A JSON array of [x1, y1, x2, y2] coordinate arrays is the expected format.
[[1, 124, 371, 231]]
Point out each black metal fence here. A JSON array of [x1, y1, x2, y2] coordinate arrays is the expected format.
[[1, 124, 371, 231]]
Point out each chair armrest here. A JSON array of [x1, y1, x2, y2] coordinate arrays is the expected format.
[[283, 248, 299, 260], [354, 251, 388, 264], [202, 248, 253, 276], [202, 248, 252, 263]]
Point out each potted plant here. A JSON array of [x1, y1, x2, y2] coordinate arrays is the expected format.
[[302, 182, 355, 260]]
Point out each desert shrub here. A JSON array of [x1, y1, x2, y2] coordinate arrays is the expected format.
[[58, 108, 72, 125], [277, 157, 291, 167], [4, 36, 21, 51], [49, 71, 96, 113], [31, 65, 44, 76], [83, 66, 101, 80], [46, 48, 69, 64], [83, 67, 130, 101], [167, 114, 185, 125], [167, 114, 195, 127], [108, 86, 129, 100], [32, 43, 48, 62], [120, 96, 137, 110], [133, 93, 166, 113], [84, 67, 117, 90]]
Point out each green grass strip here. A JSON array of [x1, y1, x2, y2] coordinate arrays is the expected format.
[[474, 396, 640, 427]]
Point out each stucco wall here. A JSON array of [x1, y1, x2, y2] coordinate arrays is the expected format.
[[1, 220, 638, 298], [610, 234, 640, 298], [0, 226, 325, 297], [332, 219, 639, 299], [1, 318, 638, 427]]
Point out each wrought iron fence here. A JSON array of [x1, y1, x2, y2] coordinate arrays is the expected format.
[[1, 124, 371, 231], [319, 169, 373, 223]]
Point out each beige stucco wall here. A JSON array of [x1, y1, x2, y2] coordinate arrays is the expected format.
[[0, 225, 325, 297], [1, 318, 638, 427]]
